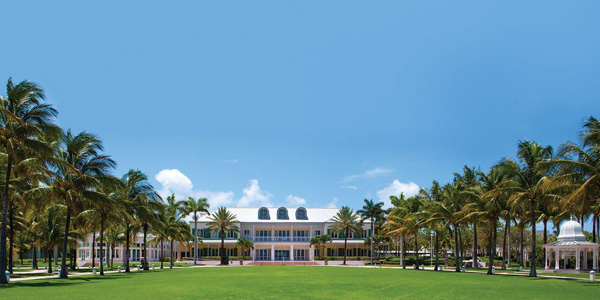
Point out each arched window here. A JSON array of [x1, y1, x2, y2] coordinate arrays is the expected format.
[[258, 207, 270, 220], [277, 207, 289, 220], [295, 207, 308, 220]]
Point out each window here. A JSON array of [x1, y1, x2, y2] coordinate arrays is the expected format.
[[315, 230, 321, 236], [244, 230, 250, 235], [227, 230, 236, 238], [277, 207, 289, 220], [258, 207, 270, 219], [295, 207, 307, 220]]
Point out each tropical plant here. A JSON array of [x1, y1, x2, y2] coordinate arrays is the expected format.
[[310, 234, 332, 257], [208, 207, 239, 265], [329, 206, 363, 265], [357, 198, 384, 265], [181, 196, 209, 265], [236, 238, 253, 258]]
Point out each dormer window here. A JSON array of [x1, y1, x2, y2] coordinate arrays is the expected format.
[[258, 207, 270, 220], [295, 207, 307, 220], [277, 207, 289, 220]]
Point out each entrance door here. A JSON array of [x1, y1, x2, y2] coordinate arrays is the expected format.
[[274, 250, 290, 261]]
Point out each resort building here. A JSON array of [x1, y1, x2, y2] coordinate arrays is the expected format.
[[76, 233, 172, 267], [184, 207, 373, 261]]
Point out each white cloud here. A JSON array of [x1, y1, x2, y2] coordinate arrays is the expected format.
[[376, 180, 420, 208], [155, 169, 194, 199], [341, 167, 393, 183], [196, 190, 235, 207], [285, 194, 306, 206], [225, 159, 238, 164], [237, 179, 273, 207], [340, 185, 358, 190], [328, 197, 339, 208]]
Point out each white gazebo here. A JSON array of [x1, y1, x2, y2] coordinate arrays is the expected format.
[[543, 219, 599, 271]]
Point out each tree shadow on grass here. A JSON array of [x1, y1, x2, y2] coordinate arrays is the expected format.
[[0, 272, 140, 289]]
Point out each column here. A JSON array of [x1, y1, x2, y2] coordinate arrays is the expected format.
[[576, 249, 581, 270], [563, 252, 567, 269], [251, 248, 255, 260], [555, 249, 559, 270], [309, 225, 313, 238], [309, 245, 314, 261], [584, 249, 588, 269], [290, 244, 294, 261], [272, 225, 275, 242], [271, 244, 275, 261], [252, 225, 255, 241], [545, 249, 548, 269]]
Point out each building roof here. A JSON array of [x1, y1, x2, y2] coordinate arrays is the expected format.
[[557, 219, 586, 242], [195, 207, 358, 223]]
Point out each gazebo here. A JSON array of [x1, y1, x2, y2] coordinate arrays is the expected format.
[[543, 219, 599, 271]]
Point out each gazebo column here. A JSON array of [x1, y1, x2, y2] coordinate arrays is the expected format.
[[584, 249, 588, 269], [544, 248, 548, 269], [576, 249, 581, 270], [555, 248, 559, 270], [563, 252, 567, 269]]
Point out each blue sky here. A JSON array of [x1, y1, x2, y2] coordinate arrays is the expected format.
[[2, 1, 599, 220]]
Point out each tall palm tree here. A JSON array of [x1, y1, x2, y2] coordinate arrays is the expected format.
[[499, 140, 553, 277], [134, 192, 162, 270], [357, 199, 384, 265], [0, 78, 58, 283], [454, 166, 481, 269], [181, 196, 209, 265], [208, 207, 239, 265], [116, 169, 155, 272], [329, 206, 363, 265], [105, 225, 126, 268], [419, 180, 443, 270], [30, 130, 115, 278]]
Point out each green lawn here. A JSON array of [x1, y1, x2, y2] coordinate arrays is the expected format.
[[2, 266, 599, 299]]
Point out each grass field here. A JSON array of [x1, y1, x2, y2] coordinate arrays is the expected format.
[[1, 266, 599, 299]]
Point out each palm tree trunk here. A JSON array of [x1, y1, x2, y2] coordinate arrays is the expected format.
[[414, 233, 419, 269], [454, 225, 460, 272], [32, 242, 38, 269], [92, 228, 96, 269], [8, 204, 14, 274], [473, 223, 478, 269], [143, 225, 149, 270], [434, 231, 439, 271], [111, 245, 115, 268], [593, 215, 596, 243], [520, 226, 524, 267], [99, 217, 104, 275], [220, 230, 225, 265], [59, 205, 71, 278], [125, 224, 130, 272], [370, 217, 374, 265], [170, 240, 174, 269], [0, 156, 12, 284], [160, 240, 164, 269], [507, 221, 511, 267], [529, 199, 537, 277], [47, 249, 52, 273], [502, 220, 508, 270], [401, 235, 406, 269], [343, 230, 348, 265], [71, 224, 78, 270], [194, 215, 198, 265], [542, 220, 548, 268], [487, 220, 496, 275], [458, 226, 463, 268]]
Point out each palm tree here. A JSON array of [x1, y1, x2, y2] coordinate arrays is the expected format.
[[357, 199, 384, 265], [29, 130, 115, 278], [181, 196, 209, 265], [419, 180, 443, 270], [236, 238, 253, 258], [499, 140, 553, 277], [0, 78, 58, 283], [329, 206, 363, 265], [116, 169, 155, 272], [160, 194, 189, 268], [105, 225, 126, 268], [208, 207, 239, 265], [310, 234, 332, 258], [454, 166, 481, 269], [134, 192, 162, 270]]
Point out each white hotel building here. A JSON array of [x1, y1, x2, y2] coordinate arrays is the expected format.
[[74, 206, 372, 265], [188, 207, 373, 261]]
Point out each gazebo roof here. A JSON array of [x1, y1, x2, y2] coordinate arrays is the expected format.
[[543, 219, 599, 248], [544, 240, 598, 247]]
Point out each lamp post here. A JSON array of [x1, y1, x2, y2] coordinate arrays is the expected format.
[[430, 232, 434, 266]]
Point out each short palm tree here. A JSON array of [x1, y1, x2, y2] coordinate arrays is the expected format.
[[329, 206, 363, 265], [236, 238, 253, 258], [208, 207, 239, 265], [181, 197, 209, 265], [357, 199, 384, 265], [310, 234, 332, 258]]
